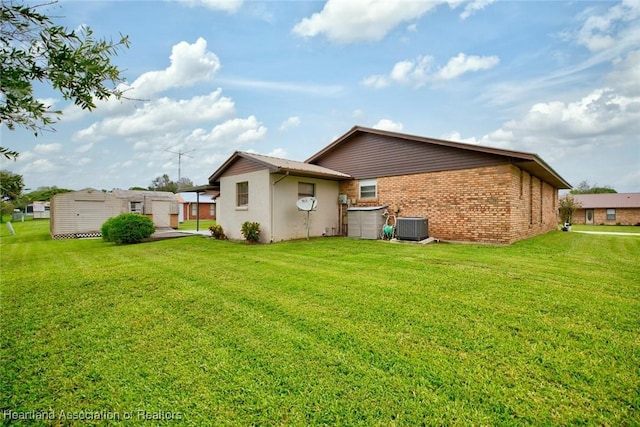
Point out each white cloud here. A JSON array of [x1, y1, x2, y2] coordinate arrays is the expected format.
[[180, 0, 244, 13], [463, 86, 640, 165], [372, 119, 404, 132], [576, 1, 640, 52], [436, 53, 500, 80], [267, 148, 287, 158], [362, 53, 498, 88], [460, 0, 496, 20], [360, 74, 389, 89], [127, 38, 221, 99], [73, 89, 234, 141], [606, 49, 640, 96], [25, 159, 59, 173], [33, 143, 62, 154], [76, 143, 94, 153], [220, 77, 344, 97], [279, 116, 301, 131], [293, 0, 442, 43], [186, 116, 267, 145]]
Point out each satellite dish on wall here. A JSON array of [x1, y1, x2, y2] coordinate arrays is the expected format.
[[296, 197, 317, 240], [296, 197, 318, 211]]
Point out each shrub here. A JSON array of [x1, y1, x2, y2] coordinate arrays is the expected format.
[[558, 194, 581, 225], [101, 213, 155, 244], [241, 221, 260, 243], [209, 224, 227, 240]]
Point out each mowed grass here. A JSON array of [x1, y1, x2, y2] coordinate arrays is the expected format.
[[178, 219, 217, 231], [571, 224, 640, 233], [1, 220, 639, 425]]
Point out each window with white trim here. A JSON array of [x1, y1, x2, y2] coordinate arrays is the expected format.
[[606, 208, 616, 221], [359, 179, 377, 199], [237, 182, 249, 207], [298, 182, 315, 198]]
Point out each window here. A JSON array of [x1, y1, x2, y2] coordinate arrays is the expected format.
[[298, 182, 315, 198], [237, 182, 249, 207], [606, 208, 616, 221], [130, 201, 143, 214], [210, 204, 216, 217], [359, 179, 377, 199], [191, 204, 198, 217]]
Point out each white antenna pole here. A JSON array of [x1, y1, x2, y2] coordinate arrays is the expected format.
[[164, 148, 195, 182]]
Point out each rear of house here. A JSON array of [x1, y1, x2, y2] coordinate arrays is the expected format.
[[307, 126, 571, 244], [209, 152, 349, 242], [571, 193, 640, 225]]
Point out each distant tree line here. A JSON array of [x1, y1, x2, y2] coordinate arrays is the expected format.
[[569, 180, 616, 194]]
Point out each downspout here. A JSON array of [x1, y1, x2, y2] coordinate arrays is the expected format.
[[271, 170, 290, 243]]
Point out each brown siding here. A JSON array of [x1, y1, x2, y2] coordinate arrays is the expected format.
[[313, 133, 507, 179], [222, 157, 265, 177]]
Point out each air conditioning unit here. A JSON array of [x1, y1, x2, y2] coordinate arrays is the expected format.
[[396, 217, 428, 241]]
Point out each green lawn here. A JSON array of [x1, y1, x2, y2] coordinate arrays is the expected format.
[[1, 220, 639, 425], [178, 219, 217, 231], [571, 224, 640, 233]]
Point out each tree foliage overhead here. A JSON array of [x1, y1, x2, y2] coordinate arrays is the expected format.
[[0, 169, 24, 200], [570, 180, 617, 194], [0, 0, 130, 159], [148, 174, 193, 193]]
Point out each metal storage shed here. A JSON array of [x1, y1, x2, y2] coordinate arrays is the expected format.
[[50, 189, 179, 239], [347, 206, 387, 239]]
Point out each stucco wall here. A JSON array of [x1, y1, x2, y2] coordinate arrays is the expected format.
[[218, 170, 272, 242], [271, 175, 339, 242], [218, 171, 340, 242]]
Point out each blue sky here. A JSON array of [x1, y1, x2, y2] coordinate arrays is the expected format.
[[3, 0, 639, 192]]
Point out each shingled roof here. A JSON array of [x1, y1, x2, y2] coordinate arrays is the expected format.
[[208, 151, 351, 183], [572, 193, 640, 209]]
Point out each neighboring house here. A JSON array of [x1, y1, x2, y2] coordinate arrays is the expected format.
[[176, 191, 218, 222], [208, 151, 350, 242], [50, 189, 179, 239], [28, 201, 50, 219], [570, 193, 640, 225], [209, 126, 571, 244]]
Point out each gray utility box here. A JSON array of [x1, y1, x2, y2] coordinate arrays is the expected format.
[[396, 217, 428, 241], [347, 206, 387, 239]]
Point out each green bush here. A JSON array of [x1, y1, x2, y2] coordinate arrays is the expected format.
[[208, 224, 226, 240], [240, 221, 260, 243], [101, 213, 155, 244]]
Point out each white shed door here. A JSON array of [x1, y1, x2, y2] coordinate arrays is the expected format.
[[153, 201, 171, 228], [76, 201, 107, 233]]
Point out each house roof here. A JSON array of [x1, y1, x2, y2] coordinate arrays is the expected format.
[[208, 151, 351, 183], [572, 193, 640, 209], [177, 191, 218, 203], [306, 126, 572, 189], [111, 189, 176, 200]]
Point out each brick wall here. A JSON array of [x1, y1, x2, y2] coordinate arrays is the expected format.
[[339, 165, 559, 244]]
